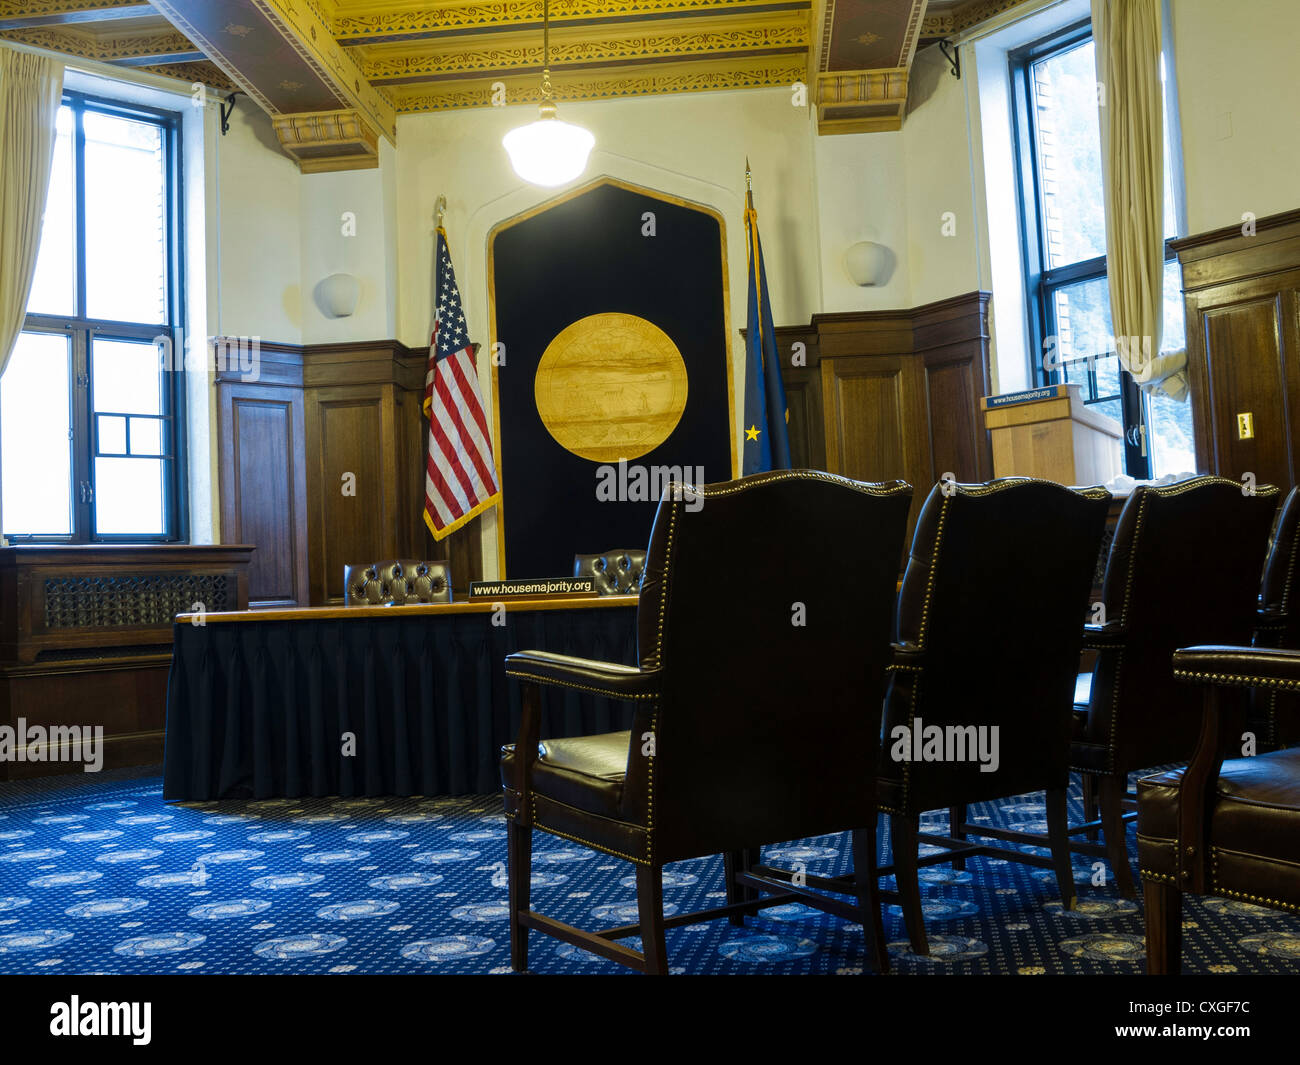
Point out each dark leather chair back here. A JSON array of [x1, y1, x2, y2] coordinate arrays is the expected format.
[[1080, 476, 1279, 771], [878, 479, 1111, 815], [1254, 486, 1300, 745], [630, 470, 911, 861], [574, 549, 645, 595], [344, 560, 453, 605]]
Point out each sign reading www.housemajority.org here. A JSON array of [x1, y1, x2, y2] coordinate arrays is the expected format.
[[469, 578, 596, 599]]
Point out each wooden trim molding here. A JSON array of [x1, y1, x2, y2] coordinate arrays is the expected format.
[[1172, 208, 1300, 493], [774, 291, 993, 546]]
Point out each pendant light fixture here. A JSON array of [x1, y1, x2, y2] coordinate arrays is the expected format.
[[502, 0, 595, 187]]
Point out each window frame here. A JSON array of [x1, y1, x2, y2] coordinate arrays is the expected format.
[[1010, 20, 1179, 479], [6, 88, 188, 544]]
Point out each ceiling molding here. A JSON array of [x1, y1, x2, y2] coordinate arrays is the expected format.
[[0, 22, 197, 63], [921, 0, 1039, 38], [814, 0, 927, 135], [363, 16, 809, 80], [333, 0, 810, 39], [387, 53, 806, 111], [272, 108, 382, 172]]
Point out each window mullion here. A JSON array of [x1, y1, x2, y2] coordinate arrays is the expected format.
[[70, 326, 93, 543]]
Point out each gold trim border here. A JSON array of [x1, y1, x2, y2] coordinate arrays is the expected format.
[[484, 175, 737, 576]]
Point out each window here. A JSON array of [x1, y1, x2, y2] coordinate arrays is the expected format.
[[1, 90, 185, 541], [1011, 22, 1195, 479]]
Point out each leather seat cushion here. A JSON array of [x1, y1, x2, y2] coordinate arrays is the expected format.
[[1138, 747, 1300, 900], [500, 730, 630, 820]]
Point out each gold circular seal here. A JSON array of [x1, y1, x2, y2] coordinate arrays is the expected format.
[[534, 312, 688, 462]]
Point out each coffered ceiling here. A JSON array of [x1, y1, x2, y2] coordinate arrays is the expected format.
[[0, 0, 1038, 168]]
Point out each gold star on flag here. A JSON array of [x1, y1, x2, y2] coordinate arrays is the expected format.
[[745, 425, 761, 441]]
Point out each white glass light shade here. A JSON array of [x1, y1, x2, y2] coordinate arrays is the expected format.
[[317, 272, 360, 317], [843, 241, 890, 287], [503, 107, 595, 188]]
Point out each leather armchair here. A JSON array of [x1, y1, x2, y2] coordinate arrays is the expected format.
[[873, 477, 1112, 956], [1251, 486, 1300, 747], [573, 549, 645, 595], [343, 560, 452, 605], [1140, 645, 1300, 973], [500, 470, 912, 974], [1071, 476, 1279, 896]]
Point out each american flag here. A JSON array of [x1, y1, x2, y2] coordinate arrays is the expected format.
[[423, 227, 500, 539]]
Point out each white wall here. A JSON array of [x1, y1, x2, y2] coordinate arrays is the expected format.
[[902, 44, 985, 310], [814, 129, 911, 311], [393, 87, 820, 349], [1171, 0, 1300, 233], [297, 139, 399, 344], [214, 105, 302, 343]]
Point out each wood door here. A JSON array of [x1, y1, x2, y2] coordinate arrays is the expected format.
[[1199, 293, 1294, 491], [217, 385, 309, 608]]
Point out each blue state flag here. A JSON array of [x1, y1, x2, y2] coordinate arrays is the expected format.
[[742, 180, 791, 475]]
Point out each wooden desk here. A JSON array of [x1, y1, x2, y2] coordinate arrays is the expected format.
[[163, 596, 639, 800]]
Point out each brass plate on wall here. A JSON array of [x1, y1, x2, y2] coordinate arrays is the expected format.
[[534, 312, 688, 462]]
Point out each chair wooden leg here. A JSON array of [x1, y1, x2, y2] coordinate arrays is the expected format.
[[1099, 774, 1136, 897], [636, 864, 669, 975], [1081, 772, 1099, 841], [1046, 786, 1076, 910], [892, 813, 929, 956], [506, 818, 532, 972], [948, 804, 967, 871], [852, 820, 889, 974], [1144, 879, 1182, 974]]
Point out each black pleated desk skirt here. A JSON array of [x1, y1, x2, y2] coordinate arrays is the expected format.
[[162, 596, 639, 800]]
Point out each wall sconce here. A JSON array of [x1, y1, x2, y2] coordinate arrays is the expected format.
[[316, 272, 360, 318], [843, 241, 890, 287]]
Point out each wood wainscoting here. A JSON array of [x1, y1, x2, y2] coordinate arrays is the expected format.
[[1173, 209, 1300, 492], [0, 545, 253, 778], [215, 339, 483, 606], [778, 291, 993, 542]]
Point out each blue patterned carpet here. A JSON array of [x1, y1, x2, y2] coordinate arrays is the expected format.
[[1, 767, 1298, 975]]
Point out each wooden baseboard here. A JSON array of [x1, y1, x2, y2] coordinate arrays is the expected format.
[[0, 730, 163, 780]]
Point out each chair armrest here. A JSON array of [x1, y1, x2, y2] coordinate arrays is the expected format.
[[1173, 645, 1300, 693], [505, 650, 662, 702], [1082, 621, 1126, 650], [1168, 644, 1296, 892]]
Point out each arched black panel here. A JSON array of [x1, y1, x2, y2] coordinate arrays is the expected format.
[[489, 180, 733, 578]]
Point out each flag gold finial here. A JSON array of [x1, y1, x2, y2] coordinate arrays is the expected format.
[[745, 158, 751, 192], [435, 194, 447, 225]]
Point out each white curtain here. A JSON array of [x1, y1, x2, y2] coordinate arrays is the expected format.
[[0, 46, 64, 543], [1091, 0, 1187, 400]]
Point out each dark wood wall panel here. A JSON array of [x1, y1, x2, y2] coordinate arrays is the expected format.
[[308, 394, 389, 604], [823, 359, 912, 482], [219, 389, 308, 608], [1202, 296, 1293, 489], [780, 291, 992, 544], [215, 339, 488, 607], [1174, 209, 1300, 493], [774, 325, 824, 471], [924, 357, 986, 483], [0, 545, 252, 778]]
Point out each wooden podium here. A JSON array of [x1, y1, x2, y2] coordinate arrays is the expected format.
[[982, 384, 1123, 486]]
